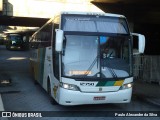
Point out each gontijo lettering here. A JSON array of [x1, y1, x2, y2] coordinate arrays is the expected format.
[[69, 70, 92, 75]]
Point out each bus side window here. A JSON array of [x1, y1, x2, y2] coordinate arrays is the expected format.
[[38, 23, 52, 48], [52, 23, 60, 80]]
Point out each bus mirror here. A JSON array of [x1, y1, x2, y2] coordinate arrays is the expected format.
[[132, 33, 145, 55], [138, 34, 145, 53], [55, 29, 64, 52]]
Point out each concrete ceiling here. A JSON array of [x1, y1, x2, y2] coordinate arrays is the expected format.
[[0, 0, 159, 27], [0, 16, 49, 27], [91, 0, 160, 25], [92, 0, 160, 55]]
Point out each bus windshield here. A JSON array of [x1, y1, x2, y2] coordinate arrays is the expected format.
[[9, 35, 23, 44], [62, 34, 132, 79], [10, 35, 21, 41]]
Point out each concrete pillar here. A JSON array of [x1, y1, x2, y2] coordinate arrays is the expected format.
[[128, 22, 134, 33], [22, 34, 30, 50]]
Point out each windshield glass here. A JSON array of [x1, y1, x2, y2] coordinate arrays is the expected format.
[[62, 34, 132, 79], [10, 35, 21, 41], [100, 36, 131, 78], [9, 35, 22, 45]]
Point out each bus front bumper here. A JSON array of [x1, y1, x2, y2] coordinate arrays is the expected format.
[[58, 88, 132, 106]]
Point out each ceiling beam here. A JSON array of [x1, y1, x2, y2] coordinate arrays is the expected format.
[[91, 1, 160, 25], [0, 16, 49, 27]]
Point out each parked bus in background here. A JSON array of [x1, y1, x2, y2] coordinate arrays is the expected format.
[[6, 34, 26, 50], [29, 12, 145, 105]]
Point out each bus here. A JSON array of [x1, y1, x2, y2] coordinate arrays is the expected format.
[[6, 34, 25, 50], [29, 12, 145, 105]]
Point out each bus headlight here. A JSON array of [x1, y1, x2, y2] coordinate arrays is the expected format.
[[60, 83, 80, 91], [120, 83, 133, 90]]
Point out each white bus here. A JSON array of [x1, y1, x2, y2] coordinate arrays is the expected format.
[[29, 12, 145, 105]]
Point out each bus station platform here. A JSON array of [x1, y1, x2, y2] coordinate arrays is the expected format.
[[133, 80, 160, 107]]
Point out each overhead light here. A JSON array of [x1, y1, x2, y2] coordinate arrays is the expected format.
[[0, 79, 11, 86], [7, 57, 26, 60]]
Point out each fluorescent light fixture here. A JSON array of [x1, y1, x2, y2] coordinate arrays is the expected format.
[[7, 57, 26, 60]]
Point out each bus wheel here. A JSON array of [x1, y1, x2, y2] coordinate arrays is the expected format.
[[47, 78, 58, 105]]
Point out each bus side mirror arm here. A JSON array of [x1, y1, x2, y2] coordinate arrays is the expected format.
[[131, 33, 145, 55], [55, 29, 64, 52]]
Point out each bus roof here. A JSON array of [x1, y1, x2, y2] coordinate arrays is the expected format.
[[60, 11, 126, 18], [31, 11, 127, 38]]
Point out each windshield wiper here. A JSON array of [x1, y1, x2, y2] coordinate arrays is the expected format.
[[102, 59, 117, 78], [107, 67, 117, 78], [70, 56, 99, 79], [84, 54, 100, 76], [84, 40, 100, 76]]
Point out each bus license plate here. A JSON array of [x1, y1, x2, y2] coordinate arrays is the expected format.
[[93, 96, 106, 100]]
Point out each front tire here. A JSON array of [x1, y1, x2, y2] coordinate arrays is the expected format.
[[47, 78, 58, 105]]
